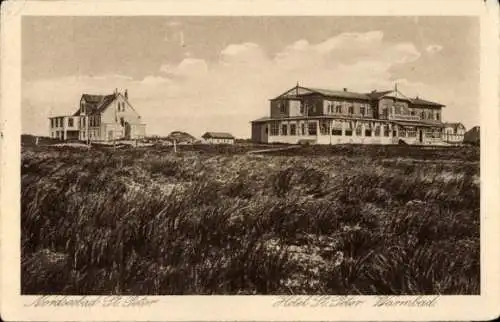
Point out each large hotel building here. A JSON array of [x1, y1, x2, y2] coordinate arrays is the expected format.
[[251, 84, 446, 145]]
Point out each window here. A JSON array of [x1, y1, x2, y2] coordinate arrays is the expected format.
[[281, 124, 288, 136], [366, 106, 371, 117], [82, 117, 86, 127], [420, 111, 425, 119], [68, 118, 74, 127], [394, 104, 401, 115], [301, 123, 306, 135], [399, 127, 407, 137], [407, 127, 417, 137], [120, 117, 125, 127], [374, 125, 381, 136], [383, 125, 390, 137], [50, 119, 54, 128], [348, 105, 354, 114], [360, 106, 366, 116], [320, 121, 329, 135], [410, 110, 415, 116], [310, 105, 316, 113], [89, 117, 93, 127], [365, 129, 372, 137], [336, 105, 342, 113], [382, 107, 389, 119], [300, 105, 305, 114], [308, 121, 317, 135], [436, 112, 440, 121], [355, 125, 362, 136], [332, 129, 342, 136], [270, 122, 279, 136], [279, 102, 286, 114], [345, 129, 353, 136], [290, 124, 297, 135]]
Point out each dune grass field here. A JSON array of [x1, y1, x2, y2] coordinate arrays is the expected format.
[[21, 144, 480, 295]]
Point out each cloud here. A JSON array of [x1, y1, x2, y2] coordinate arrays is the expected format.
[[160, 58, 208, 78], [426, 44, 443, 54], [23, 31, 435, 138]]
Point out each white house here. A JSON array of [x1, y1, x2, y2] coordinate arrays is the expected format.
[[49, 89, 146, 142]]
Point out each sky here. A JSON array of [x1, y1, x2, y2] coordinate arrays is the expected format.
[[22, 16, 479, 138]]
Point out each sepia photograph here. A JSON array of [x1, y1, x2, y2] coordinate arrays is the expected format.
[[20, 14, 481, 296], [1, 0, 499, 321]]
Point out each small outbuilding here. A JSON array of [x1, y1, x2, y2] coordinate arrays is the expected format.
[[202, 132, 235, 144]]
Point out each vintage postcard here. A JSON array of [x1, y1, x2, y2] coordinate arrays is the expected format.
[[1, 0, 499, 321]]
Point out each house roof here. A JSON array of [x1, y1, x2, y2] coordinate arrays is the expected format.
[[73, 93, 117, 116], [409, 97, 444, 107], [366, 90, 394, 99], [464, 126, 480, 143], [202, 132, 235, 139], [274, 85, 444, 107], [304, 87, 371, 100]]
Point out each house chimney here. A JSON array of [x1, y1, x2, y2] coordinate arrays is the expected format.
[[343, 88, 348, 92], [124, 89, 128, 99]]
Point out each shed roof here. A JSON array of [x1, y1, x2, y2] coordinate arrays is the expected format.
[[202, 132, 235, 139]]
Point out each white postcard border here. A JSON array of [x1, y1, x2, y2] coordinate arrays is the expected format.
[[1, 1, 499, 321]]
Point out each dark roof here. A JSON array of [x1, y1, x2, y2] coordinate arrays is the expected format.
[[464, 126, 480, 143], [366, 90, 394, 99], [409, 97, 444, 107], [305, 87, 371, 100], [73, 93, 117, 115], [274, 85, 444, 106], [202, 132, 235, 139], [166, 131, 197, 142]]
